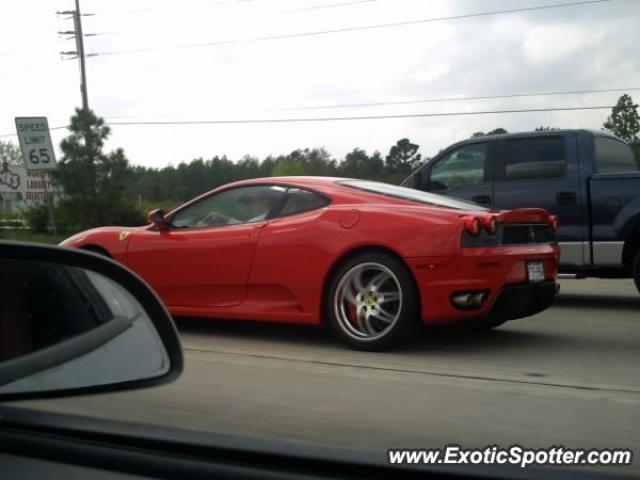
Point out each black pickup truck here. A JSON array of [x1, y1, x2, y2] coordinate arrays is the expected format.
[[402, 129, 640, 292]]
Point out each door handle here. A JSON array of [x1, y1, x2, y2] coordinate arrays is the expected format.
[[471, 195, 491, 205], [556, 191, 576, 206]]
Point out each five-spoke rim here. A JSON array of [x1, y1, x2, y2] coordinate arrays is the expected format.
[[333, 262, 403, 340]]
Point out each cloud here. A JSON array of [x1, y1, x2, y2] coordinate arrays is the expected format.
[[1, 0, 638, 167]]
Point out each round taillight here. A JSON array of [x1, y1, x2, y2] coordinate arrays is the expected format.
[[549, 215, 559, 233], [463, 216, 481, 236], [482, 214, 498, 235]]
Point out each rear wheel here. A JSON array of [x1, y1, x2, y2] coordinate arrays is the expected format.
[[325, 252, 419, 351], [633, 249, 640, 294]]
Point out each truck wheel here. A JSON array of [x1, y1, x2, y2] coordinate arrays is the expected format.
[[634, 249, 640, 294]]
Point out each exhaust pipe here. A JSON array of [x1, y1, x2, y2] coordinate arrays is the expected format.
[[451, 290, 489, 310]]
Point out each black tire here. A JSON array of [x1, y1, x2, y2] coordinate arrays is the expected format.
[[81, 245, 112, 258], [633, 249, 640, 294], [325, 252, 419, 351]]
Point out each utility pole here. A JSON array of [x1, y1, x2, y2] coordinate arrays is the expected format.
[[58, 1, 91, 111], [74, 0, 88, 111]]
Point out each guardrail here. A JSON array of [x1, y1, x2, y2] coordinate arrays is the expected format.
[[0, 219, 29, 230]]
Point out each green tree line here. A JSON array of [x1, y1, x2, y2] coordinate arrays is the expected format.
[[123, 136, 421, 208]]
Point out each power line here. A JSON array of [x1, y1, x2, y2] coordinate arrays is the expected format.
[[81, 0, 379, 38], [105, 105, 615, 126], [90, 0, 372, 17], [274, 87, 640, 112], [88, 0, 610, 57], [77, 0, 380, 39], [0, 126, 68, 139], [287, 0, 378, 12], [102, 87, 637, 120], [0, 105, 615, 138], [89, 0, 257, 16]]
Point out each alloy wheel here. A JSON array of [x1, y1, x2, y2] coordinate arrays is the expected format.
[[333, 262, 403, 341]]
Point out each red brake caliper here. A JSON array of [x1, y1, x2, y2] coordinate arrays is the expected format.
[[348, 304, 357, 324]]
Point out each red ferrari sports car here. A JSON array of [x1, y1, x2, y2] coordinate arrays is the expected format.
[[60, 177, 560, 350]]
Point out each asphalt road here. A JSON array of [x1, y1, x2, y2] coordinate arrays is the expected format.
[[15, 278, 640, 475]]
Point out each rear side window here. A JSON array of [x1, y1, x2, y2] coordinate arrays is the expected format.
[[501, 137, 566, 180], [594, 137, 639, 173], [278, 188, 329, 217]]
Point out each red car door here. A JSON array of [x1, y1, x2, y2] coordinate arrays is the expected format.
[[127, 185, 286, 308], [127, 224, 262, 307]]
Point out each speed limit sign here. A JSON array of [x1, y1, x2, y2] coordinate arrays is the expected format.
[[15, 117, 57, 170]]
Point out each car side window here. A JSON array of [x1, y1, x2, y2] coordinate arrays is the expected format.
[[430, 143, 488, 191], [594, 137, 639, 173], [500, 137, 566, 181], [277, 188, 329, 217], [169, 185, 287, 229]]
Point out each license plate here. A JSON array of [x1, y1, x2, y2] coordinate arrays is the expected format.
[[527, 261, 545, 283]]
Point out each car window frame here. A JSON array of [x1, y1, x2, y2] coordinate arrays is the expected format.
[[166, 184, 289, 231], [165, 184, 331, 231], [493, 135, 568, 184], [425, 140, 493, 193]]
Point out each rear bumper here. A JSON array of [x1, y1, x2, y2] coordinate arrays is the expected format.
[[479, 280, 558, 324], [406, 243, 560, 325]]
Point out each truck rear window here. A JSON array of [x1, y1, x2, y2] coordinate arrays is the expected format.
[[594, 137, 639, 174], [501, 137, 567, 180]]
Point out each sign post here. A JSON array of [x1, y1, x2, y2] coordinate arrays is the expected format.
[[15, 117, 58, 235]]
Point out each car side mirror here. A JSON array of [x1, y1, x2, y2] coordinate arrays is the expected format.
[[147, 208, 168, 230], [0, 241, 182, 400]]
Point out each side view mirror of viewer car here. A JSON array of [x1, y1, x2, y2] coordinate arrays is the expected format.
[[0, 241, 183, 401], [147, 208, 168, 230]]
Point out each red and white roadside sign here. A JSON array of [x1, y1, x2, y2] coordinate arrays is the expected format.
[[0, 117, 57, 212]]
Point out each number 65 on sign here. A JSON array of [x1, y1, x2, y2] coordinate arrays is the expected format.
[[15, 117, 57, 171]]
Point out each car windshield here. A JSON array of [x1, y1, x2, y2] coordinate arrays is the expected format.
[[340, 179, 489, 211]]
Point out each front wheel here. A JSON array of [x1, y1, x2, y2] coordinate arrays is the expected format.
[[633, 249, 640, 294], [325, 252, 419, 351]]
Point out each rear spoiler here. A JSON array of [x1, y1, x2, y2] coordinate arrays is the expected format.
[[497, 208, 551, 224]]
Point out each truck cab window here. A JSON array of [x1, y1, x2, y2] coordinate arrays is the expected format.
[[430, 143, 488, 191], [594, 137, 639, 174], [500, 137, 566, 180]]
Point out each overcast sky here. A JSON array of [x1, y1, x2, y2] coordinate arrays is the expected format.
[[1, 0, 638, 168]]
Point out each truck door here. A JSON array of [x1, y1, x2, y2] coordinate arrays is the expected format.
[[492, 133, 587, 267], [589, 136, 640, 267], [417, 140, 494, 207]]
